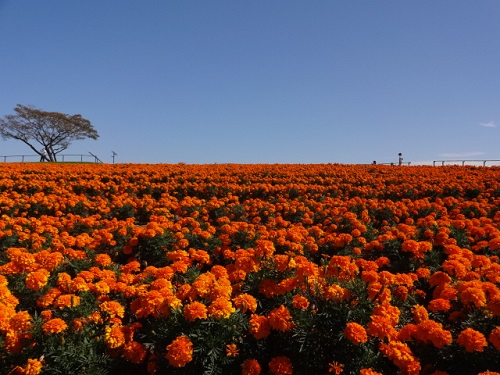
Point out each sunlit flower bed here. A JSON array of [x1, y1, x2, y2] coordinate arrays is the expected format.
[[1, 163, 500, 375]]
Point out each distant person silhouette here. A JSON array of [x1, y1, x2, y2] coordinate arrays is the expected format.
[[40, 149, 48, 162]]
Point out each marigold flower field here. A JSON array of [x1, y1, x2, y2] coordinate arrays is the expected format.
[[1, 163, 500, 375]]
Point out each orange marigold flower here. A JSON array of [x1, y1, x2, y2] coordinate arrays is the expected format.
[[226, 343, 239, 357], [460, 287, 486, 308], [254, 239, 275, 258], [241, 359, 261, 375], [269, 356, 293, 375], [23, 358, 43, 375], [427, 298, 451, 312], [413, 320, 452, 348], [379, 341, 420, 375], [72, 317, 86, 332], [183, 301, 207, 322], [397, 324, 418, 341], [367, 315, 397, 340], [416, 267, 431, 280], [328, 361, 344, 374], [457, 328, 488, 352], [208, 297, 235, 319], [123, 341, 147, 364], [344, 322, 368, 345], [94, 254, 112, 267], [412, 305, 429, 324], [36, 288, 62, 309], [489, 326, 500, 350], [488, 238, 500, 251], [70, 276, 89, 292], [292, 294, 310, 310], [233, 293, 258, 313], [268, 305, 294, 332], [9, 311, 32, 333], [192, 272, 215, 299], [324, 284, 347, 301], [249, 314, 271, 339], [166, 335, 193, 368], [360, 369, 383, 375], [25, 269, 50, 291], [40, 310, 52, 322], [429, 271, 452, 287], [100, 300, 125, 319], [42, 318, 68, 334], [104, 326, 125, 349]]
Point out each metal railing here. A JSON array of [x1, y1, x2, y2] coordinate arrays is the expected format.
[[0, 153, 102, 163], [432, 159, 500, 167]]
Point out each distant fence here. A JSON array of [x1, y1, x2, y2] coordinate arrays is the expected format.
[[0, 154, 102, 163], [376, 162, 412, 166], [432, 159, 500, 167]]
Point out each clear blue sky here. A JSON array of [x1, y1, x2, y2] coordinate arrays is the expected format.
[[1, 1, 499, 164]]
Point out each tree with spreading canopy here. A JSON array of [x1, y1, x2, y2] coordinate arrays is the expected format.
[[0, 104, 99, 162]]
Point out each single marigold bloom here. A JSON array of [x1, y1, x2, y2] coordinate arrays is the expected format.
[[123, 341, 147, 364], [226, 343, 239, 357], [416, 267, 431, 280], [104, 326, 125, 349], [269, 356, 293, 375], [40, 309, 52, 322], [25, 269, 50, 291], [208, 297, 234, 319], [23, 358, 43, 375], [344, 322, 368, 345], [360, 369, 383, 375], [427, 298, 451, 312], [268, 305, 294, 332], [412, 305, 429, 323], [183, 301, 207, 322], [460, 287, 487, 308], [100, 300, 125, 318], [324, 284, 347, 301], [329, 361, 344, 374], [233, 293, 258, 313], [94, 254, 112, 267], [292, 294, 310, 310], [367, 315, 397, 340], [429, 271, 452, 287], [394, 285, 408, 301], [249, 314, 271, 339], [9, 311, 32, 333], [166, 335, 193, 368], [241, 359, 261, 375], [70, 276, 89, 292], [254, 239, 275, 258], [488, 238, 500, 251], [372, 302, 400, 326], [192, 272, 215, 298], [72, 317, 86, 332], [457, 328, 488, 352], [42, 318, 68, 334], [489, 326, 500, 350]]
